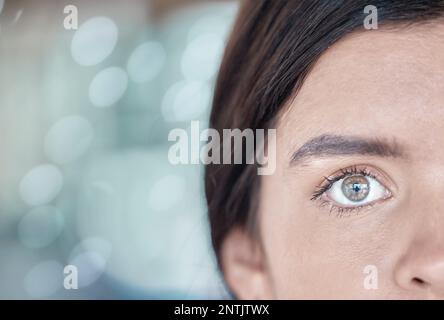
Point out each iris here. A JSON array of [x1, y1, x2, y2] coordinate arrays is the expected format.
[[341, 175, 370, 202]]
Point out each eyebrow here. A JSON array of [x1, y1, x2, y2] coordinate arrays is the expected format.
[[290, 134, 407, 166]]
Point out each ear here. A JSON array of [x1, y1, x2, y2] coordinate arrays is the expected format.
[[220, 227, 274, 299]]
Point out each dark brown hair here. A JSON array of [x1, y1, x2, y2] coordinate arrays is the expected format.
[[205, 0, 444, 270]]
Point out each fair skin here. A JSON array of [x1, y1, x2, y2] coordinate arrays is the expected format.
[[221, 22, 444, 299]]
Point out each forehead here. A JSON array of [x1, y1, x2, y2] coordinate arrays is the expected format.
[[278, 22, 444, 162]]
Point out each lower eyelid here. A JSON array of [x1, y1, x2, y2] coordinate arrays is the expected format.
[[318, 198, 374, 217], [319, 191, 393, 217]]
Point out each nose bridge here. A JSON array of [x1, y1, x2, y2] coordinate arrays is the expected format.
[[414, 200, 444, 243], [393, 166, 444, 297], [410, 163, 444, 237]]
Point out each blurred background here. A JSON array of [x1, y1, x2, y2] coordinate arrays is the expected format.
[[0, 0, 239, 299]]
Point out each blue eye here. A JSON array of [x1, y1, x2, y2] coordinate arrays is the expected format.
[[311, 165, 393, 215], [341, 175, 370, 202], [326, 174, 389, 207]]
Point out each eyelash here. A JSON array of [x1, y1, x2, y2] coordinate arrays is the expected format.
[[310, 165, 381, 217]]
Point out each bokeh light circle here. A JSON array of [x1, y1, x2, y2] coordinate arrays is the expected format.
[[147, 175, 186, 212], [162, 80, 211, 122], [44, 115, 94, 164], [89, 67, 128, 108], [71, 16, 118, 66], [127, 41, 166, 83], [18, 206, 64, 249], [69, 251, 107, 288], [24, 261, 63, 298], [19, 164, 64, 206], [181, 33, 223, 81]]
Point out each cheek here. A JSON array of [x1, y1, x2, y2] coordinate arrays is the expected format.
[[259, 176, 398, 298]]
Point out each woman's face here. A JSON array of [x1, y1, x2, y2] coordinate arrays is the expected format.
[[222, 23, 444, 299]]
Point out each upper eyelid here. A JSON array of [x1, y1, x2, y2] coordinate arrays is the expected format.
[[313, 167, 372, 196], [321, 165, 393, 190], [326, 167, 375, 183]]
